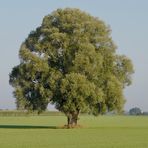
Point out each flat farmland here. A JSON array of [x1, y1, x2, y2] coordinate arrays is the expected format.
[[0, 115, 148, 148]]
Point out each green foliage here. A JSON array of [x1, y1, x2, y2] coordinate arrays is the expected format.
[[54, 73, 103, 114], [9, 8, 134, 124]]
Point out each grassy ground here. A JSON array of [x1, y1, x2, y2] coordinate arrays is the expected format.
[[0, 115, 148, 148]]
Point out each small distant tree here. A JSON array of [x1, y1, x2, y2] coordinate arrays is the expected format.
[[129, 107, 142, 115], [142, 112, 148, 115], [9, 8, 134, 127]]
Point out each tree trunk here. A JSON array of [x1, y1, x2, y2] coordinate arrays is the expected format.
[[67, 111, 79, 128], [67, 113, 73, 128], [72, 112, 78, 126]]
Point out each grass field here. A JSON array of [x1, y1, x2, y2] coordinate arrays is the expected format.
[[0, 115, 148, 148]]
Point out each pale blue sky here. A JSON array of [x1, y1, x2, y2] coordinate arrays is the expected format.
[[0, 0, 148, 111]]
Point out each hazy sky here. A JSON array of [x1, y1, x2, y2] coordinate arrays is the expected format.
[[0, 0, 148, 111]]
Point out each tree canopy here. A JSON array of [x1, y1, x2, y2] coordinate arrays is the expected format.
[[9, 8, 134, 127]]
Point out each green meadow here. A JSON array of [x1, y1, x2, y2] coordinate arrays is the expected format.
[[0, 115, 148, 148]]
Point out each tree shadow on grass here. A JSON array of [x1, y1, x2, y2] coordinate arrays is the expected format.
[[0, 125, 57, 129]]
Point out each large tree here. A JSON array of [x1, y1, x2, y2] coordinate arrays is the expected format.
[[9, 8, 134, 127]]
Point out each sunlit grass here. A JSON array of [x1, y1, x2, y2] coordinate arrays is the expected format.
[[0, 115, 148, 148]]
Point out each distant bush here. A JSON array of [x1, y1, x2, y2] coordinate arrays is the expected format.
[[129, 107, 142, 115], [142, 112, 148, 116]]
